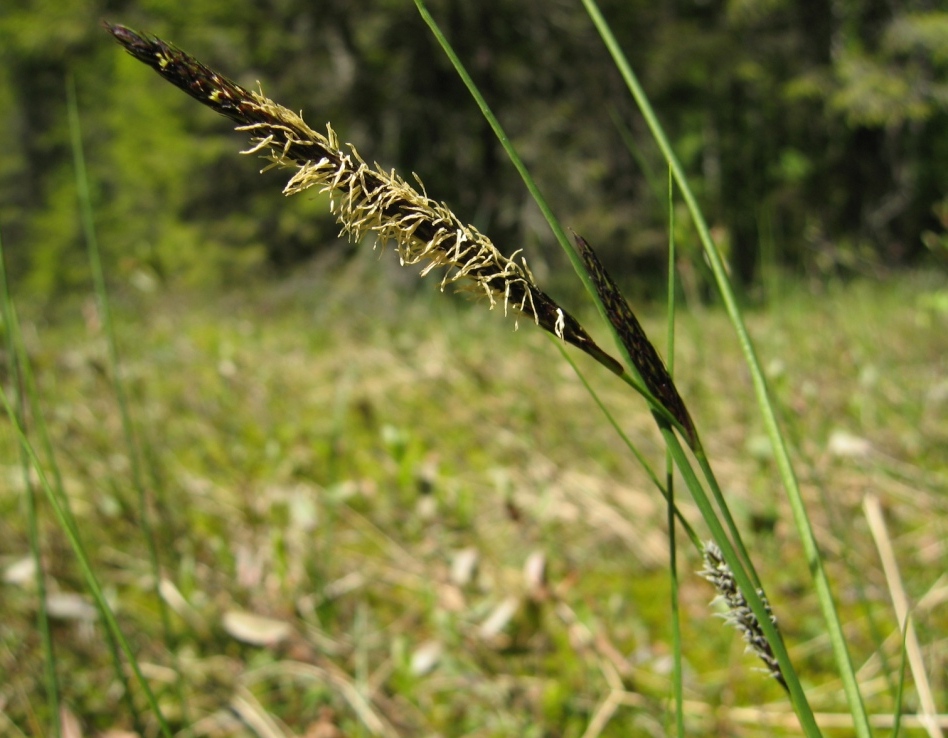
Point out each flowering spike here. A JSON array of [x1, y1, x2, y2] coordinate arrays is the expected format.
[[104, 23, 623, 377], [700, 542, 787, 690], [572, 232, 698, 447]]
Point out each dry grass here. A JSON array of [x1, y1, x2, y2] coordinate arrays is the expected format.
[[1, 270, 946, 736]]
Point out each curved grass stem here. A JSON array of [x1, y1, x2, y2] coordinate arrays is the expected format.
[[579, 1, 871, 735]]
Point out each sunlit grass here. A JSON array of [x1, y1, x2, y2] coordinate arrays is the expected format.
[[2, 271, 945, 735]]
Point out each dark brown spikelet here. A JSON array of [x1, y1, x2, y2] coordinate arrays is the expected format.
[[572, 233, 698, 448], [104, 23, 624, 377]]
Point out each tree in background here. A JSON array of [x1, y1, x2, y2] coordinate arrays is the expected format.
[[0, 0, 944, 297]]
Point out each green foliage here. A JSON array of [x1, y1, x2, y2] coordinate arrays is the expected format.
[[788, 9, 948, 129], [922, 196, 948, 263], [3, 275, 946, 735], [886, 11, 948, 68], [1, 2, 946, 296]]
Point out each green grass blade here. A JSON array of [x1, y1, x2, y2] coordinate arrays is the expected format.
[[579, 1, 871, 735], [411, 0, 692, 444], [413, 4, 802, 725], [66, 76, 191, 732], [414, 0, 788, 679], [410, 0, 625, 374], [412, 5, 834, 732], [891, 615, 909, 738], [0, 230, 61, 737], [665, 170, 684, 738], [0, 386, 173, 738], [0, 235, 143, 735], [554, 339, 701, 548], [662, 430, 820, 731]]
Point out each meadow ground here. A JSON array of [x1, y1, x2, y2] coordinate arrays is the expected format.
[[1, 265, 946, 737]]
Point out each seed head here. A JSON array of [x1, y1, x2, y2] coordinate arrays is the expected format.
[[572, 232, 697, 447], [105, 23, 623, 376], [699, 542, 786, 689]]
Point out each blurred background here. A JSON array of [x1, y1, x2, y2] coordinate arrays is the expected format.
[[2, 0, 946, 299]]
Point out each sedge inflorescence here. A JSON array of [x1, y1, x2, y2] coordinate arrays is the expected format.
[[106, 23, 622, 376], [251, 107, 538, 314], [700, 542, 786, 689]]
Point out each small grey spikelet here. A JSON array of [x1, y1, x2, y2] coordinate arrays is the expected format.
[[699, 542, 786, 689]]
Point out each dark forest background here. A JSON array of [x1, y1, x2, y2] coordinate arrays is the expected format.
[[1, 0, 946, 298]]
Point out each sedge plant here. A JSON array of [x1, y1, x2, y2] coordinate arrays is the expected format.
[[92, 14, 887, 737], [576, 3, 871, 736]]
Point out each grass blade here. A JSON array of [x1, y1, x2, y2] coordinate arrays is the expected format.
[[892, 619, 910, 738], [0, 386, 174, 738], [665, 170, 684, 738], [413, 0, 807, 726], [0, 230, 62, 737], [66, 75, 180, 736], [411, 0, 693, 443], [579, 1, 871, 735]]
